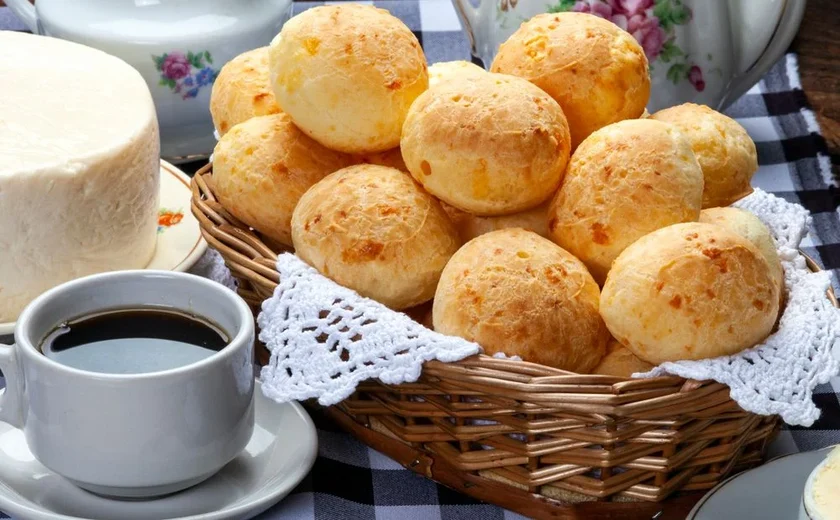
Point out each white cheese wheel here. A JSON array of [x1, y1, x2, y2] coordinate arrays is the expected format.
[[0, 32, 160, 322]]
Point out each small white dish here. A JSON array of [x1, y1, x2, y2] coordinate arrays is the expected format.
[[801, 445, 839, 520], [688, 445, 837, 520], [149, 161, 208, 273], [0, 161, 207, 336], [0, 380, 317, 520]]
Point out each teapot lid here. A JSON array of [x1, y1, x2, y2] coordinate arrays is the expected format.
[[35, 0, 291, 42]]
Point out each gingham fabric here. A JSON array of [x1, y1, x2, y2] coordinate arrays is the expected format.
[[1, 1, 838, 518]]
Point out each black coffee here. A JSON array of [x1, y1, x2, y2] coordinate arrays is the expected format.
[[39, 308, 229, 375]]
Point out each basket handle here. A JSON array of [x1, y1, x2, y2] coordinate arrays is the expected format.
[[679, 379, 705, 393]]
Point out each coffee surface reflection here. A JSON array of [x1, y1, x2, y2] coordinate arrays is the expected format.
[[40, 308, 229, 375]]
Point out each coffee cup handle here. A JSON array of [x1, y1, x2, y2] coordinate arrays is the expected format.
[[4, 0, 38, 34], [0, 344, 24, 428], [452, 0, 482, 65], [718, 0, 806, 109]]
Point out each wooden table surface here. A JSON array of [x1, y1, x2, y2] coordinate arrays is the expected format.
[[792, 0, 840, 172]]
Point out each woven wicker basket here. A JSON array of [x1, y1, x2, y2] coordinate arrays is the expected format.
[[191, 163, 833, 518]]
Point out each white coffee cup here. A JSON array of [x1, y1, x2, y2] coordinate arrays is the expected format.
[[0, 270, 255, 499]]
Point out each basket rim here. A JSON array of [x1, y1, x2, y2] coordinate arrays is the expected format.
[[322, 402, 776, 517]]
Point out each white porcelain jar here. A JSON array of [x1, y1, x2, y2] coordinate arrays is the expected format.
[[452, 0, 806, 112], [7, 0, 293, 162]]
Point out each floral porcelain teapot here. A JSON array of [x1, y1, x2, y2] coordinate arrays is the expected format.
[[6, 0, 294, 162], [452, 0, 806, 112]]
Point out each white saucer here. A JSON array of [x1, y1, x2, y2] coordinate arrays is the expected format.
[[687, 445, 835, 520], [147, 161, 208, 273], [0, 381, 317, 520], [0, 160, 207, 336]]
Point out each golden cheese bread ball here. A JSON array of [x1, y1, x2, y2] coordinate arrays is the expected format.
[[433, 229, 608, 372], [354, 147, 408, 172], [291, 164, 461, 310], [490, 12, 650, 149], [651, 103, 758, 208], [441, 201, 551, 242], [548, 119, 704, 284], [600, 223, 780, 364], [402, 72, 570, 216], [210, 47, 282, 136], [428, 60, 486, 87], [592, 339, 654, 377], [700, 207, 784, 293], [269, 4, 428, 154], [212, 113, 354, 246]]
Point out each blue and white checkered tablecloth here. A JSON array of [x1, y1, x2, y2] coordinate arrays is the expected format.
[[1, 1, 838, 519]]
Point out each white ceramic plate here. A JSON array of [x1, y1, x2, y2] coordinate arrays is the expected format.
[[0, 161, 207, 336], [0, 380, 317, 520], [687, 445, 835, 520]]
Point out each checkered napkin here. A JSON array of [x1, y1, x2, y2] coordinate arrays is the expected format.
[[1, 1, 838, 518]]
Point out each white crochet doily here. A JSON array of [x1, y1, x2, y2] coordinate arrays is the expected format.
[[257, 257, 481, 406], [227, 188, 839, 426]]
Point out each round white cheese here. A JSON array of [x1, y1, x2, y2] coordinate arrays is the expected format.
[[0, 31, 160, 322]]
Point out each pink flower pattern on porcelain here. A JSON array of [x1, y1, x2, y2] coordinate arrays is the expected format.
[[153, 50, 219, 100], [549, 0, 706, 91], [161, 52, 191, 80]]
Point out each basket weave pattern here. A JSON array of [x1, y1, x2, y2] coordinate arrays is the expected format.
[[192, 164, 784, 511]]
